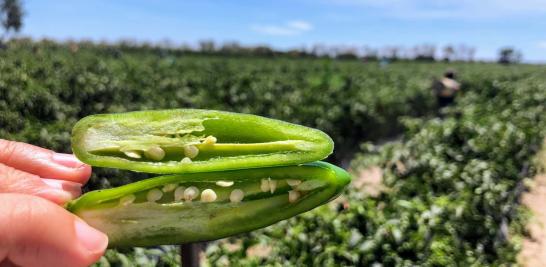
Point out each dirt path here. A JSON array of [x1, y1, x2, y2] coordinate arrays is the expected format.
[[519, 174, 546, 266], [518, 140, 546, 266], [353, 166, 384, 197]]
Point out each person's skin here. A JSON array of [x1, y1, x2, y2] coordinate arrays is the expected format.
[[0, 139, 108, 267]]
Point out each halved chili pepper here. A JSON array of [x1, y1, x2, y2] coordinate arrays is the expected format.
[[72, 109, 333, 173], [66, 162, 350, 247]]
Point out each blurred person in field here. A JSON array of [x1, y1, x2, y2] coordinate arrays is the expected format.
[[432, 69, 461, 110]]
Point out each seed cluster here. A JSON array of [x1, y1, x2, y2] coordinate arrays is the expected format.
[[118, 178, 310, 206], [121, 135, 219, 162], [261, 178, 303, 202]]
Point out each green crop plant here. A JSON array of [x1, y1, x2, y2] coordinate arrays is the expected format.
[[2, 39, 545, 265]]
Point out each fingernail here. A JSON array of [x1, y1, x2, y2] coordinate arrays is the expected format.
[[52, 153, 86, 169], [42, 179, 82, 198], [75, 219, 108, 254]]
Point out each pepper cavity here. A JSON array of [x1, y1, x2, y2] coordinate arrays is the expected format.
[[108, 178, 323, 207], [72, 109, 333, 174], [66, 162, 350, 247], [102, 135, 214, 161], [92, 133, 311, 163]]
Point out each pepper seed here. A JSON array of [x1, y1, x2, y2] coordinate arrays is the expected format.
[[144, 146, 165, 161], [162, 183, 177, 192], [174, 186, 186, 201], [216, 180, 234, 187], [201, 189, 217, 202], [288, 190, 300, 203], [183, 145, 199, 159], [124, 151, 142, 159], [184, 186, 199, 202], [119, 194, 136, 206], [230, 189, 244, 203], [147, 189, 163, 202], [286, 179, 302, 187]]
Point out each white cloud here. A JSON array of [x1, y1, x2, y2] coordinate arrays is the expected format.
[[325, 0, 546, 19], [287, 20, 313, 31], [251, 20, 313, 36], [538, 41, 546, 49]]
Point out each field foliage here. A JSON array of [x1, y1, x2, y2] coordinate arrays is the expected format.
[[0, 40, 545, 266]]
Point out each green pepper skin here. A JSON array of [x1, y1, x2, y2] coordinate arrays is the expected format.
[[66, 162, 350, 247], [72, 109, 333, 174]]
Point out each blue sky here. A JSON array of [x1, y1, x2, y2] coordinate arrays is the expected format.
[[21, 0, 546, 62]]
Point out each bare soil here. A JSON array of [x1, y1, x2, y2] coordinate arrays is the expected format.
[[353, 166, 385, 197], [519, 174, 546, 267]]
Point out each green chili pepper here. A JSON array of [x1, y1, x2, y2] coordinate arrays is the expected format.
[[66, 162, 350, 247], [69, 109, 349, 247], [71, 109, 333, 173]]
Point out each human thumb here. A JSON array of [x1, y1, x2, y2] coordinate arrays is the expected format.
[[0, 194, 108, 267]]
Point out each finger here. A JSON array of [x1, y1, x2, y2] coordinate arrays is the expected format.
[[0, 163, 81, 205], [42, 179, 82, 200], [0, 139, 92, 183], [0, 194, 108, 267], [0, 259, 19, 266]]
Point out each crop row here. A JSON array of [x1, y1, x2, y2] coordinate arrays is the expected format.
[[1, 40, 545, 266], [204, 68, 546, 266], [0, 39, 439, 176]]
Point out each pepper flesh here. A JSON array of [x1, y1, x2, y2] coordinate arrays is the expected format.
[[71, 109, 333, 173], [66, 162, 350, 247]]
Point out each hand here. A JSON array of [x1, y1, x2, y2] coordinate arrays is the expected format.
[[0, 139, 108, 267]]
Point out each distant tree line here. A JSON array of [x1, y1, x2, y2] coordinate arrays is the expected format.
[[7, 37, 525, 64], [127, 40, 525, 64], [0, 0, 523, 64], [193, 40, 479, 62], [125, 39, 526, 64]]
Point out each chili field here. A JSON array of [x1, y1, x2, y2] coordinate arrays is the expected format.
[[1, 40, 545, 266]]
